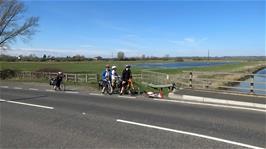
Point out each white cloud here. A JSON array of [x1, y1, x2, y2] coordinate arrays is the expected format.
[[2, 47, 146, 58], [184, 38, 195, 43]]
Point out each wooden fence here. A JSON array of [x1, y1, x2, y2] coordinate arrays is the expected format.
[[14, 71, 98, 83], [13, 71, 142, 83]]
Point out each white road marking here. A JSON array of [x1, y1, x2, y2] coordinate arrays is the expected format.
[[0, 99, 6, 102], [45, 89, 55, 92], [89, 93, 104, 96], [117, 119, 264, 149], [118, 96, 136, 99], [1, 99, 54, 109], [153, 98, 266, 113], [0, 86, 8, 88], [13, 87, 22, 90], [65, 91, 79, 94], [29, 88, 39, 91]]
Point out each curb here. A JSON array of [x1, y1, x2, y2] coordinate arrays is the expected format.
[[168, 93, 266, 110]]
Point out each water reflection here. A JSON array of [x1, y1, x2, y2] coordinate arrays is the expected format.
[[235, 68, 266, 95]]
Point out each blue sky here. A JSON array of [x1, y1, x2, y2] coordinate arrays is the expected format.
[[6, 0, 265, 57]]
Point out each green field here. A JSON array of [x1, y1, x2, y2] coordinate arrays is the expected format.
[[0, 61, 147, 74], [1, 60, 265, 75]]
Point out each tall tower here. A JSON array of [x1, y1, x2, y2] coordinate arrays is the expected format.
[[208, 49, 210, 61]]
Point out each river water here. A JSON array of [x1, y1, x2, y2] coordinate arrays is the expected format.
[[235, 68, 266, 95], [136, 62, 265, 95]]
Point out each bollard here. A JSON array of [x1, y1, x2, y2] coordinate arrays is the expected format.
[[159, 88, 164, 99], [249, 75, 255, 94], [189, 72, 193, 88]]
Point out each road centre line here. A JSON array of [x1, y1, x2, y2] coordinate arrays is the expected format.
[[117, 119, 264, 149], [0, 98, 54, 109], [29, 88, 39, 91], [153, 98, 266, 113]]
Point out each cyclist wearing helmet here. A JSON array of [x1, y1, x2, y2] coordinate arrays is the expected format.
[[55, 72, 63, 90], [111, 65, 119, 87], [120, 65, 132, 95], [101, 64, 112, 93]]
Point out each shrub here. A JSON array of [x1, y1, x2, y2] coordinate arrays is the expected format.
[[0, 69, 18, 79]]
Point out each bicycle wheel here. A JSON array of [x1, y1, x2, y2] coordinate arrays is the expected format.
[[60, 83, 65, 91], [107, 83, 112, 95]]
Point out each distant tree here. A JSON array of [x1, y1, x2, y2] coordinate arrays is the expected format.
[[117, 51, 125, 61], [42, 54, 46, 59], [163, 54, 170, 60], [175, 57, 184, 62], [0, 54, 17, 61], [72, 54, 86, 61], [0, 0, 39, 49]]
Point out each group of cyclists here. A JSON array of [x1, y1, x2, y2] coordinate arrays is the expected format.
[[101, 64, 133, 95], [50, 64, 134, 95]]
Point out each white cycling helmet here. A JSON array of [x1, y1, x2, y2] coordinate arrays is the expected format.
[[112, 66, 117, 69], [126, 65, 131, 68]]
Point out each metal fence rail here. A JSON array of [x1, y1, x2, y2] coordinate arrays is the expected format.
[[141, 70, 170, 85], [140, 70, 266, 95], [183, 71, 266, 95]]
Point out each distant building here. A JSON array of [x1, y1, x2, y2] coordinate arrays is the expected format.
[[93, 56, 103, 61]]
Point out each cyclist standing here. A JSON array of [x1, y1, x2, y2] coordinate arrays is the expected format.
[[54, 72, 64, 90], [111, 65, 119, 89], [120, 65, 132, 95], [101, 64, 112, 94]]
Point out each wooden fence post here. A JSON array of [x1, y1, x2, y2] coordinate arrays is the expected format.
[[96, 74, 99, 82], [85, 74, 88, 83], [65, 74, 68, 81]]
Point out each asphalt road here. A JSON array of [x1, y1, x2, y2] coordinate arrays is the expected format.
[[0, 88, 265, 149]]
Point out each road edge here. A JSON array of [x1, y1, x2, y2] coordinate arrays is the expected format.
[[168, 93, 266, 110]]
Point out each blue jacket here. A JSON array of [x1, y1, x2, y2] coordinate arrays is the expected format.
[[102, 69, 112, 81]]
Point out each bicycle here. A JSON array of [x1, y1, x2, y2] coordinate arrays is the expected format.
[[111, 76, 122, 94], [102, 79, 113, 95], [121, 79, 139, 96], [50, 78, 65, 91]]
